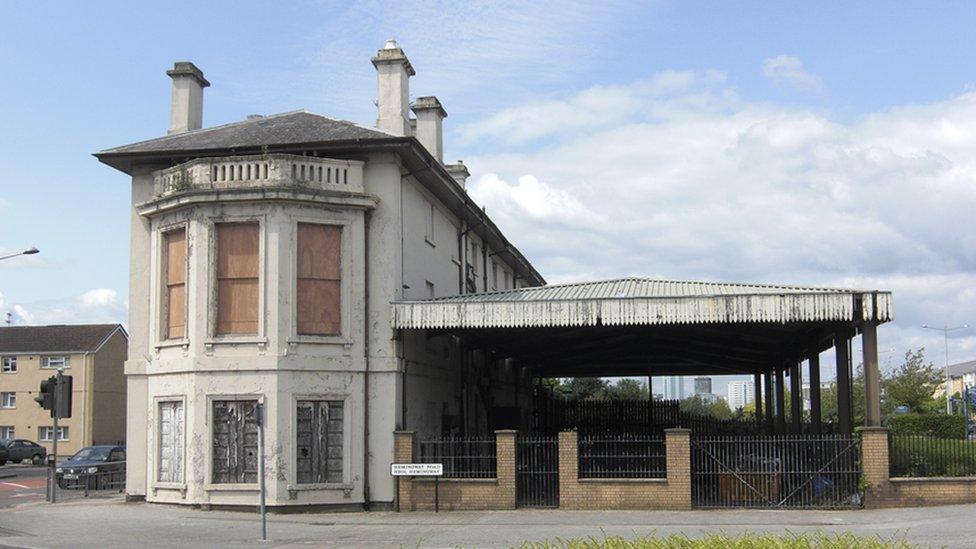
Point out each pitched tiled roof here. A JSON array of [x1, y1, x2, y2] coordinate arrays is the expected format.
[[0, 324, 126, 353], [97, 111, 394, 156], [949, 359, 976, 377]]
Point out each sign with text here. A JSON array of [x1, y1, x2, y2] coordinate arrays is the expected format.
[[391, 463, 443, 476]]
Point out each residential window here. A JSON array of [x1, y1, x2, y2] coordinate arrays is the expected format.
[[425, 281, 435, 299], [211, 400, 258, 484], [491, 262, 499, 290], [42, 356, 69, 369], [162, 228, 188, 340], [424, 199, 435, 245], [215, 222, 260, 335], [296, 223, 342, 336], [0, 426, 13, 439], [1, 392, 14, 408], [40, 426, 69, 441], [504, 271, 511, 290], [296, 400, 344, 484], [2, 356, 16, 373], [158, 401, 184, 483], [470, 243, 479, 273]]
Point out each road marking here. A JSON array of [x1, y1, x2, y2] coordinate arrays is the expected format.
[[1, 482, 31, 490]]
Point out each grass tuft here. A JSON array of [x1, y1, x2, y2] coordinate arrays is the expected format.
[[516, 531, 915, 549]]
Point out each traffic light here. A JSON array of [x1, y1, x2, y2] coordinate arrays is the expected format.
[[34, 376, 54, 410], [33, 375, 72, 419], [57, 376, 72, 419]]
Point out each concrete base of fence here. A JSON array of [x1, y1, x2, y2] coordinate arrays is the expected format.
[[862, 427, 976, 508], [558, 429, 691, 511], [393, 430, 516, 511]]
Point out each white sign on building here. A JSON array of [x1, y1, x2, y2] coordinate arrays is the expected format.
[[391, 463, 443, 476]]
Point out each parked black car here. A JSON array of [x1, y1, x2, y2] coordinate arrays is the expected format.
[[56, 445, 126, 490], [0, 439, 47, 465]]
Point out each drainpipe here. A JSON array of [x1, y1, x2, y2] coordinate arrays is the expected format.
[[362, 209, 371, 511]]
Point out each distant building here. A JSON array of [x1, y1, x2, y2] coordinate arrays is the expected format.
[[947, 359, 976, 397], [726, 380, 755, 410], [694, 376, 712, 395], [0, 324, 127, 457], [663, 376, 685, 400], [801, 381, 835, 412]]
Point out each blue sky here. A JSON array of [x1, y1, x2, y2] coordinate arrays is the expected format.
[[1, 1, 975, 391]]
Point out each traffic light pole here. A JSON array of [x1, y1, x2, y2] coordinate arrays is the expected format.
[[50, 370, 62, 503]]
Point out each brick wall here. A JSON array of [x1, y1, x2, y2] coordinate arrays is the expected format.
[[862, 427, 976, 508], [393, 430, 516, 511], [558, 429, 691, 510]]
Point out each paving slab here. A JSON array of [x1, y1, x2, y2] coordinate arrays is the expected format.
[[0, 498, 970, 548]]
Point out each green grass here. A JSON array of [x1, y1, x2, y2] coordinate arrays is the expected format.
[[517, 531, 915, 549]]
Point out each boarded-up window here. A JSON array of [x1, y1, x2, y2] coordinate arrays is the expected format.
[[296, 223, 341, 335], [163, 228, 187, 339], [212, 400, 258, 484], [216, 223, 259, 335], [296, 400, 343, 484], [158, 401, 184, 482]]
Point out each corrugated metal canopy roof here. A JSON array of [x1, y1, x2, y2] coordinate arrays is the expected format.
[[393, 277, 893, 329]]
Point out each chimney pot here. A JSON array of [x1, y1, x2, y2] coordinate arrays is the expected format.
[[372, 40, 414, 136], [411, 96, 447, 162], [166, 61, 209, 134], [445, 161, 470, 189]]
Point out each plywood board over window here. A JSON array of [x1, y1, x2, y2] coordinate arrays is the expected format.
[[216, 223, 259, 335], [296, 223, 341, 335], [163, 228, 187, 339]]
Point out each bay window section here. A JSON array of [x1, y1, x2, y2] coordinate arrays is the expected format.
[[215, 222, 259, 336], [296, 223, 341, 336], [162, 228, 187, 340]]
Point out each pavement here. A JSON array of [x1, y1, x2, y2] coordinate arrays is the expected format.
[[0, 467, 48, 510], [1, 499, 974, 548]]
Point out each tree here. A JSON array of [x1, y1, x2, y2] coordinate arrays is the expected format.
[[603, 378, 648, 400], [883, 348, 942, 413], [560, 377, 609, 399], [679, 395, 733, 419]]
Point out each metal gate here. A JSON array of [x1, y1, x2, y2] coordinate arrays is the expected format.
[[516, 436, 558, 507], [691, 435, 861, 509]]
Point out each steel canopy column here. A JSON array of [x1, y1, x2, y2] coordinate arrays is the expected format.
[[774, 368, 786, 435], [808, 353, 822, 434], [753, 372, 763, 423], [863, 321, 882, 427], [835, 334, 853, 434], [790, 362, 802, 434], [764, 371, 774, 431]]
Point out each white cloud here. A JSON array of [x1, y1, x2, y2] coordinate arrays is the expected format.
[[1, 288, 127, 326], [762, 55, 823, 93], [460, 73, 976, 366]]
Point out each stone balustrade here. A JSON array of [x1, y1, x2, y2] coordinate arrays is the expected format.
[[152, 154, 365, 197]]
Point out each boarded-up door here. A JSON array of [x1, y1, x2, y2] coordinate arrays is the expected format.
[[212, 400, 259, 483], [158, 401, 184, 482], [296, 401, 344, 484]]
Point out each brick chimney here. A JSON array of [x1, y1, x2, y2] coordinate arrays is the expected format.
[[411, 96, 447, 162], [166, 62, 209, 135], [371, 39, 415, 136]]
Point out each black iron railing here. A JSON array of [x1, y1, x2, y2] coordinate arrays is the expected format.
[[418, 436, 496, 478], [889, 435, 976, 478], [578, 436, 666, 479], [691, 435, 861, 509]]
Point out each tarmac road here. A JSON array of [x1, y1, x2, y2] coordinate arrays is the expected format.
[[0, 466, 48, 509]]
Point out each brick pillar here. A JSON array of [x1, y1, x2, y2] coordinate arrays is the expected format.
[[861, 427, 889, 486], [665, 428, 692, 510], [393, 431, 415, 511], [557, 431, 578, 508], [495, 430, 517, 509]]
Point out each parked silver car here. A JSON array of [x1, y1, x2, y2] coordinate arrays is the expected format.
[[0, 439, 47, 465]]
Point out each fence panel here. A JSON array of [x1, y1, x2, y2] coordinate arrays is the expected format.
[[418, 436, 496, 479], [692, 435, 861, 509], [578, 436, 666, 479], [889, 435, 976, 478]]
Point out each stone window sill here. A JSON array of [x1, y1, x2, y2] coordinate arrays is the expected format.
[[203, 483, 259, 492], [411, 477, 498, 483], [578, 478, 667, 484]]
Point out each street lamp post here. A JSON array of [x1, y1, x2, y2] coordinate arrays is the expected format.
[[922, 324, 970, 414], [0, 247, 39, 262]]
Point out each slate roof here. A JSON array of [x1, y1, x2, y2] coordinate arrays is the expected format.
[[0, 324, 126, 353], [97, 111, 394, 156]]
